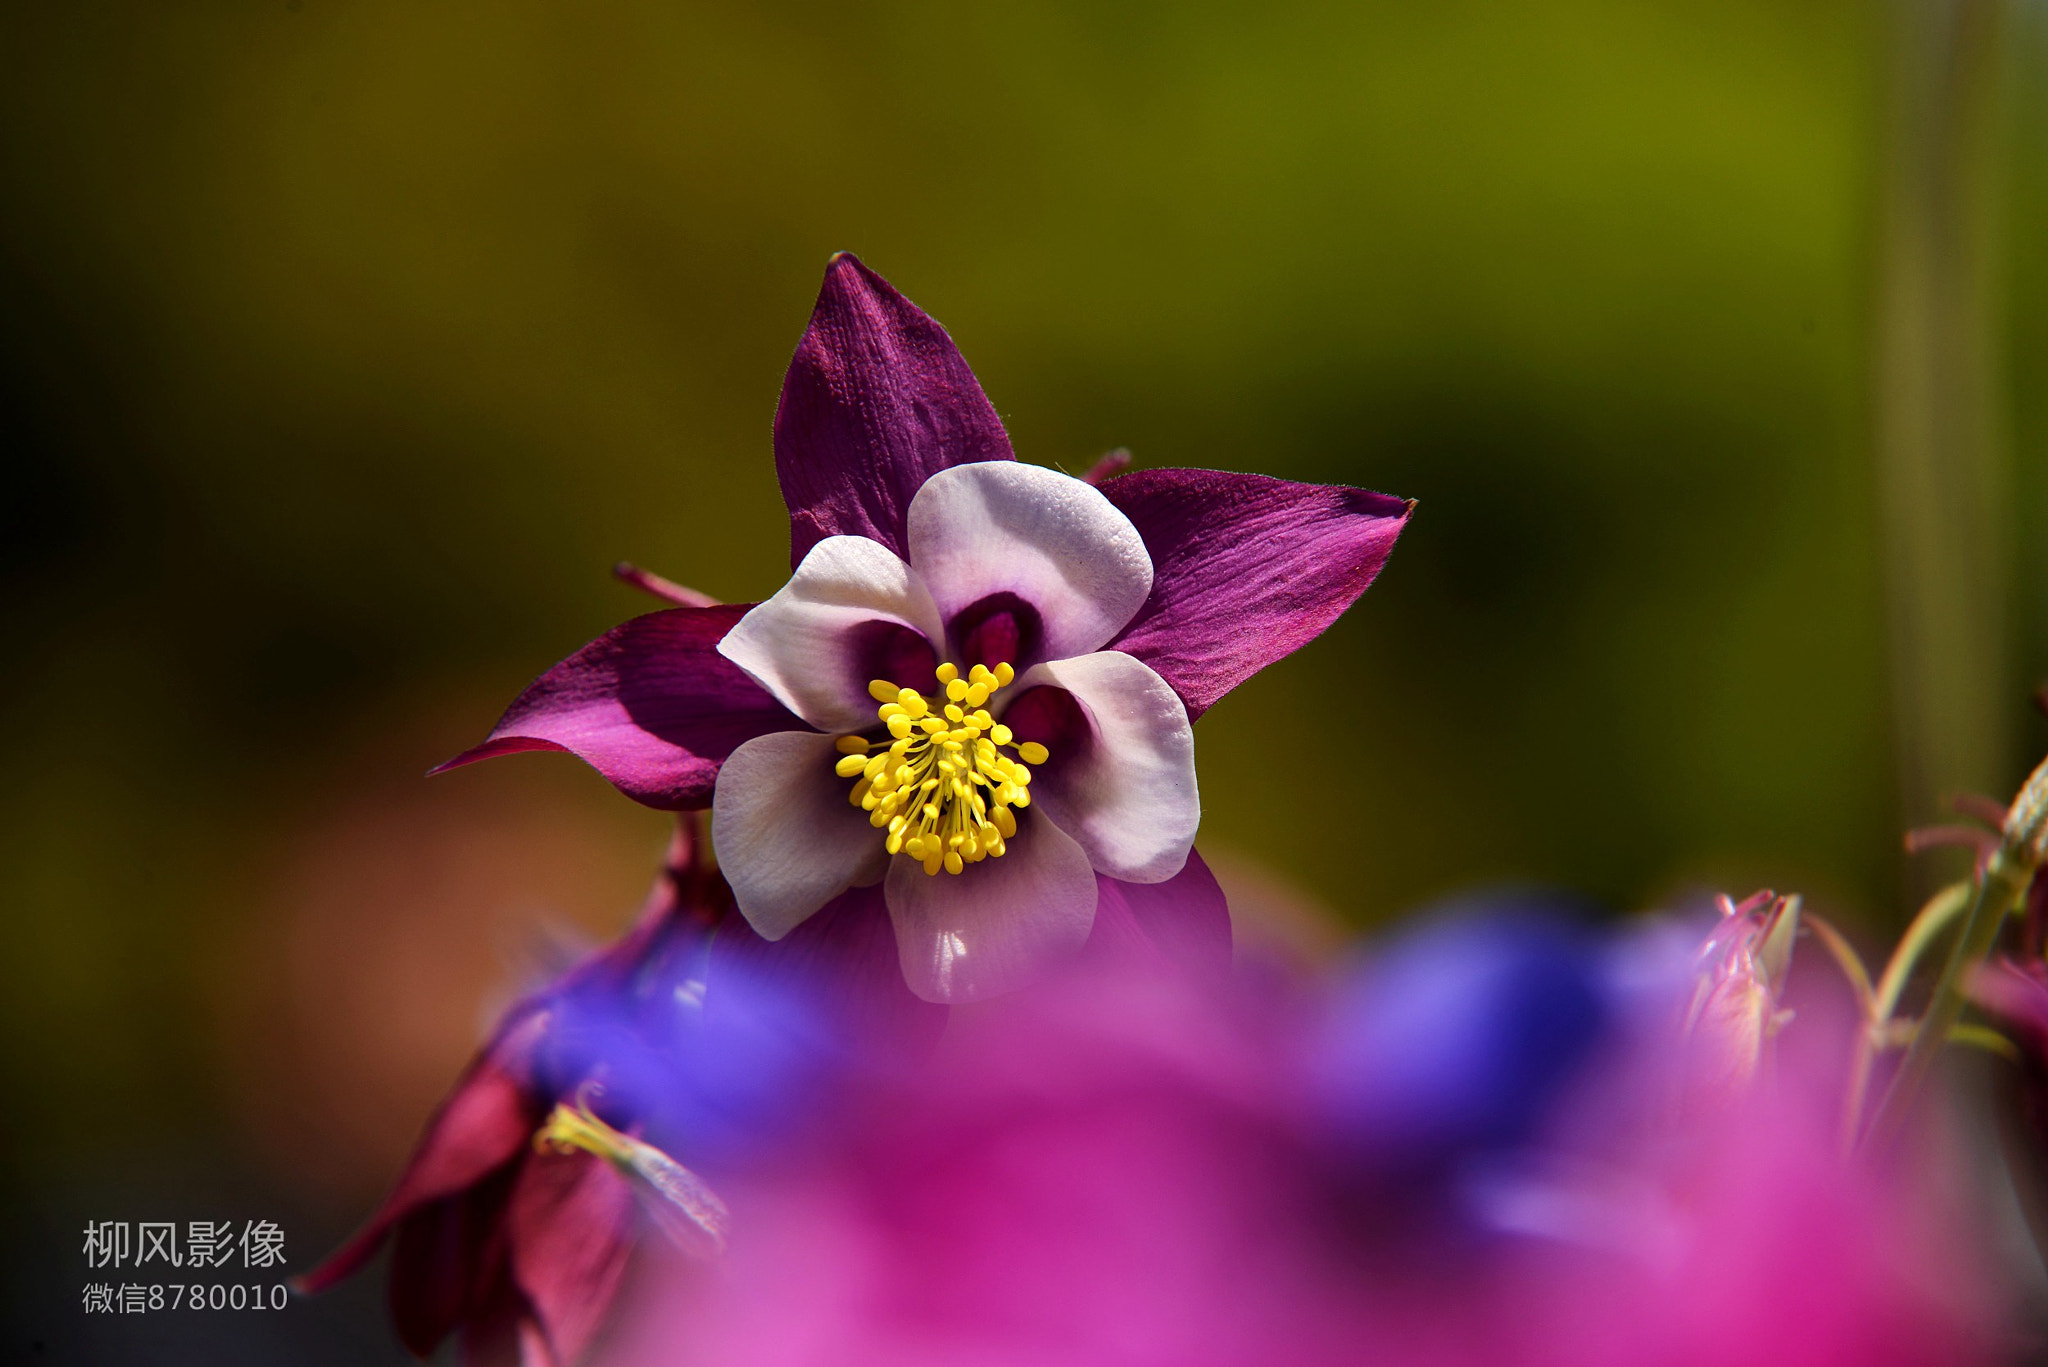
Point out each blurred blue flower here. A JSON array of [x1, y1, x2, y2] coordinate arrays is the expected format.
[[1310, 893, 1617, 1169]]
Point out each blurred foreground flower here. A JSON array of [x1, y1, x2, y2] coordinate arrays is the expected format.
[[597, 896, 2004, 1367], [299, 821, 921, 1365], [441, 255, 1409, 1001]]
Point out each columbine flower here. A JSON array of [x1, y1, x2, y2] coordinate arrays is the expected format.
[[442, 254, 1410, 1002], [298, 823, 736, 1366]]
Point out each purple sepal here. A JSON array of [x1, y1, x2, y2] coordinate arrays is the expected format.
[[1101, 469, 1411, 719], [775, 254, 1014, 568], [435, 605, 801, 811], [1086, 849, 1232, 981]]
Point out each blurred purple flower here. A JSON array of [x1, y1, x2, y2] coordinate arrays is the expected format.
[[296, 823, 715, 1364], [439, 255, 1409, 1002], [300, 821, 929, 1365]]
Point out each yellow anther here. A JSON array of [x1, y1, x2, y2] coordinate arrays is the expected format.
[[832, 658, 1047, 876]]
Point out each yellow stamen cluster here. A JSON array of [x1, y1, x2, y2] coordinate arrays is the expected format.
[[833, 660, 1052, 877]]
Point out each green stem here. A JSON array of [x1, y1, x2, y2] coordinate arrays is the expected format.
[[1863, 846, 2035, 1151], [1841, 880, 1972, 1151]]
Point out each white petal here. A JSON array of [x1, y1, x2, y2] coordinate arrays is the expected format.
[[884, 813, 1098, 1003], [906, 462, 1153, 664], [1014, 651, 1197, 883], [712, 730, 888, 940], [718, 536, 946, 733]]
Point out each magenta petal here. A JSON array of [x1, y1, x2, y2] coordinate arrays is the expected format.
[[709, 883, 949, 1056], [775, 254, 1014, 567], [1087, 849, 1232, 981], [506, 1149, 638, 1366], [1101, 469, 1412, 719], [436, 605, 800, 811]]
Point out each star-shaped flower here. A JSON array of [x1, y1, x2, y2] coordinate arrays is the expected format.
[[445, 255, 1410, 1002]]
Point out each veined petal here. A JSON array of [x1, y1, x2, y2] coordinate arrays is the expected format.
[[1014, 652, 1197, 884], [885, 812, 1098, 1003], [435, 605, 799, 811], [718, 536, 946, 734], [713, 731, 889, 941], [776, 253, 1014, 567], [907, 461, 1154, 666], [1101, 468, 1411, 719]]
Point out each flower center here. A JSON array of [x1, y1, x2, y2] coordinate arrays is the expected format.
[[834, 661, 1050, 877]]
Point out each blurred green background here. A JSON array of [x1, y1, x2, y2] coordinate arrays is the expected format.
[[3, 1, 2045, 1360]]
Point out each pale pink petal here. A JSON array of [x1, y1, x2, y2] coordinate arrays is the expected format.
[[718, 536, 946, 733], [906, 462, 1154, 666], [1013, 651, 1197, 884], [712, 730, 889, 940], [885, 811, 1099, 1003]]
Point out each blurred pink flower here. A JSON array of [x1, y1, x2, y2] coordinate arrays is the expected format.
[[596, 902, 2005, 1367]]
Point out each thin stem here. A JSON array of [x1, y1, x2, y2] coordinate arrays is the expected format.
[[614, 561, 719, 607], [1875, 881, 1975, 1023], [1841, 880, 1971, 1151], [1805, 912, 1877, 1022], [1864, 849, 2034, 1152]]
